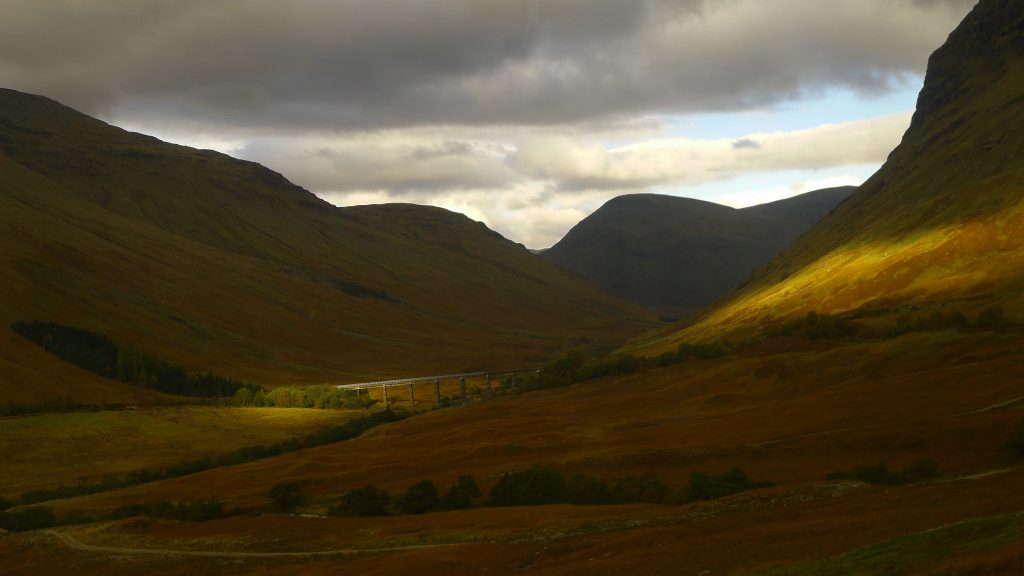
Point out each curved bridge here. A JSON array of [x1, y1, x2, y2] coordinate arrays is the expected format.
[[336, 368, 540, 407]]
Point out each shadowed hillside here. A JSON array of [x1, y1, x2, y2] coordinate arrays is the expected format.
[[636, 0, 1024, 350], [0, 89, 652, 405], [542, 187, 853, 317]]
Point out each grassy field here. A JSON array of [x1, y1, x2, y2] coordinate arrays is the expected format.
[[0, 329, 1012, 575], [0, 406, 362, 498]]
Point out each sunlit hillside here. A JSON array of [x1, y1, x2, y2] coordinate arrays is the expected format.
[[634, 0, 1024, 352]]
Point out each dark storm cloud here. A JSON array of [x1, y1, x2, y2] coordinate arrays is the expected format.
[[0, 0, 975, 132]]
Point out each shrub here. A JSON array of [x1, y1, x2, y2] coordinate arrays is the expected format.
[[332, 485, 391, 517], [892, 459, 941, 484], [0, 507, 56, 531], [832, 459, 941, 485], [687, 468, 772, 501], [611, 475, 671, 504], [773, 312, 857, 340], [565, 473, 613, 505], [851, 463, 891, 485], [0, 497, 11, 511], [396, 480, 441, 515], [490, 465, 566, 507], [441, 475, 481, 510], [976, 307, 1007, 329], [269, 481, 307, 512], [677, 342, 733, 360]]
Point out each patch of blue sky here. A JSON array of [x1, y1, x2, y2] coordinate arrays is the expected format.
[[664, 80, 925, 140], [651, 163, 882, 208]]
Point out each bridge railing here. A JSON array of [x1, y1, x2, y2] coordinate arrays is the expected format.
[[335, 368, 539, 391]]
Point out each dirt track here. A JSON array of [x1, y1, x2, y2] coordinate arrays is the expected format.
[[41, 529, 461, 558]]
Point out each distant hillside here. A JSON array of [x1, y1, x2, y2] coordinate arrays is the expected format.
[[638, 0, 1024, 349], [0, 89, 651, 405], [542, 187, 853, 317]]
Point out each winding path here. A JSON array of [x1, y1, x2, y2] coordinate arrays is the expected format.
[[41, 529, 463, 558]]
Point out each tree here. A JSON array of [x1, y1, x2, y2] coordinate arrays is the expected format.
[[442, 475, 481, 510], [566, 473, 612, 505], [269, 481, 307, 512], [396, 480, 440, 515], [333, 485, 391, 517], [232, 387, 253, 407], [489, 465, 566, 506]]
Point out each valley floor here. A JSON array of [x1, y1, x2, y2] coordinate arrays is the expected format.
[[3, 328, 1023, 574]]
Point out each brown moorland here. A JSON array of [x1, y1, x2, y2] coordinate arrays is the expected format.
[[2, 1, 1023, 574]]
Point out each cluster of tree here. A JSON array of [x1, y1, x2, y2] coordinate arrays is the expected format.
[[826, 459, 941, 486], [882, 306, 1011, 337], [0, 506, 56, 532], [771, 312, 859, 341], [10, 320, 260, 399], [328, 475, 482, 517], [15, 409, 410, 507], [686, 468, 774, 501], [515, 350, 646, 394], [327, 466, 771, 518], [237, 385, 374, 410], [656, 342, 734, 367], [10, 320, 118, 377]]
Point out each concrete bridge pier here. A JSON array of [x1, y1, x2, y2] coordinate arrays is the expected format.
[[434, 379, 441, 405], [459, 377, 467, 401], [381, 383, 388, 409], [408, 383, 416, 406], [485, 373, 493, 398]]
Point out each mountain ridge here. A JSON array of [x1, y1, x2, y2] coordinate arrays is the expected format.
[[0, 88, 652, 405], [542, 187, 854, 316]]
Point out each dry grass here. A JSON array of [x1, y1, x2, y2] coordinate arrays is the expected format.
[[0, 406, 361, 498]]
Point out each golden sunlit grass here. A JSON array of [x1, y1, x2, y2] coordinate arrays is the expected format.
[[0, 406, 362, 499], [630, 38, 1024, 353]]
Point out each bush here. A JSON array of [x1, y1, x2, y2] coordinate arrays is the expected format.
[[396, 480, 440, 515], [976, 307, 1007, 329], [0, 507, 56, 531], [892, 459, 940, 484], [0, 497, 11, 512], [831, 459, 941, 485], [611, 475, 671, 504], [773, 312, 856, 340], [490, 465, 566, 507], [565, 473, 612, 505], [332, 485, 391, 517], [441, 475, 481, 510], [687, 468, 772, 501], [269, 481, 307, 512]]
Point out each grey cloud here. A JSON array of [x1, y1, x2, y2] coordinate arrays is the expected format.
[[732, 138, 761, 150], [0, 0, 973, 132]]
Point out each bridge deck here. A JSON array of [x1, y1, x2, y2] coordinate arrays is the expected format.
[[336, 369, 538, 391]]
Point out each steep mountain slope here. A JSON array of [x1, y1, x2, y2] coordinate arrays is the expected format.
[[634, 0, 1024, 349], [0, 89, 651, 404], [542, 187, 853, 316]]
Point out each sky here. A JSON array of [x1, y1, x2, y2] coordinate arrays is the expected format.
[[1, 0, 978, 248]]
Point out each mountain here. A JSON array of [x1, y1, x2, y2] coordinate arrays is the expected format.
[[0, 89, 651, 405], [637, 0, 1024, 350], [541, 187, 853, 317]]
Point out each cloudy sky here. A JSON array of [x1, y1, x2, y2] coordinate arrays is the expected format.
[[2, 0, 976, 248]]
